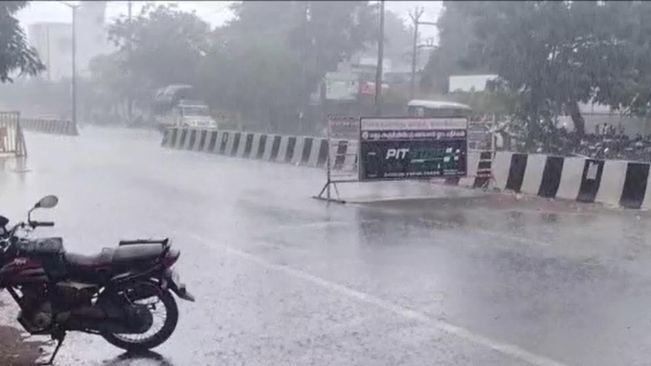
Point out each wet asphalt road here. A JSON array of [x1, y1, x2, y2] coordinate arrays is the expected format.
[[2, 127, 651, 366]]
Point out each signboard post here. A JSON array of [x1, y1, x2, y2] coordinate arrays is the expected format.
[[359, 117, 468, 181], [314, 116, 469, 203], [314, 116, 360, 203]]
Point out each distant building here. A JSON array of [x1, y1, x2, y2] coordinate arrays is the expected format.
[[76, 1, 111, 76], [28, 22, 72, 81], [28, 1, 111, 81]]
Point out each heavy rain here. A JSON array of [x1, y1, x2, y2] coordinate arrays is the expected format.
[[1, 1, 651, 365]]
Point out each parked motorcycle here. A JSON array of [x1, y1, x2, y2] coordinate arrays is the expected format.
[[0, 195, 195, 364]]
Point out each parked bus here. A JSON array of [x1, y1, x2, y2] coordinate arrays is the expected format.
[[407, 99, 492, 150], [407, 99, 472, 118]]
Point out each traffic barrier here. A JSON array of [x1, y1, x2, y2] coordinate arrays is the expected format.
[[162, 127, 331, 169], [487, 151, 651, 209], [576, 159, 604, 203], [162, 127, 511, 190], [473, 151, 494, 189], [162, 127, 651, 209], [19, 118, 78, 136], [620, 162, 649, 209], [537, 156, 564, 198], [555, 157, 585, 200], [0, 111, 27, 157]]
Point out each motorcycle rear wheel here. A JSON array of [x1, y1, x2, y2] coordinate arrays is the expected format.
[[101, 289, 178, 352]]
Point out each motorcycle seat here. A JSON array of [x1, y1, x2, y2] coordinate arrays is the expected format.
[[112, 244, 164, 264], [65, 244, 164, 270], [65, 249, 114, 269]]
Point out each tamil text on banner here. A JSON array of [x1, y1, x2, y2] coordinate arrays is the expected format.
[[359, 117, 468, 180]]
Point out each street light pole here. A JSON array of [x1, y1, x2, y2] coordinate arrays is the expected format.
[[71, 4, 77, 127], [127, 0, 132, 124], [58, 1, 79, 127], [409, 7, 424, 101], [374, 0, 385, 116]]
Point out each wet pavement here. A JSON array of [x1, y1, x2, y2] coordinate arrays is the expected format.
[[1, 127, 651, 365], [0, 298, 45, 365]]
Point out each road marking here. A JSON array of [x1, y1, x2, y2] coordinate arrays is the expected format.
[[189, 233, 569, 366]]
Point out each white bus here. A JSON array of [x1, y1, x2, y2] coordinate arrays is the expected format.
[[407, 99, 492, 150], [407, 100, 472, 118]]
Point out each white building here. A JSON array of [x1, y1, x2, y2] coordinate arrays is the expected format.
[[76, 1, 111, 76], [28, 1, 111, 81], [28, 22, 72, 81]]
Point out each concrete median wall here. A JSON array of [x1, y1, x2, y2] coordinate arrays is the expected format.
[[488, 151, 651, 209], [161, 127, 330, 168], [162, 127, 651, 209], [20, 118, 79, 136]]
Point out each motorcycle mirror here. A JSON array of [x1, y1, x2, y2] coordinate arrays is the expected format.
[[35, 195, 59, 209]]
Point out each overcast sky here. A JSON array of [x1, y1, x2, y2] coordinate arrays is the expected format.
[[17, 1, 442, 42]]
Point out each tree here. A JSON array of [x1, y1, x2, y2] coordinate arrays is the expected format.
[[0, 1, 44, 82], [287, 0, 377, 130], [96, 1, 377, 132], [382, 10, 412, 68], [106, 4, 210, 106], [428, 1, 651, 144], [200, 1, 377, 133], [87, 53, 134, 122], [421, 1, 489, 93]]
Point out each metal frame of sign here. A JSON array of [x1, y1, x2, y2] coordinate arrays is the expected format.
[[313, 115, 361, 203], [358, 116, 469, 182]]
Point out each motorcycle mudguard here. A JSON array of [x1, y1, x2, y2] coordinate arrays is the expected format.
[[163, 269, 195, 302]]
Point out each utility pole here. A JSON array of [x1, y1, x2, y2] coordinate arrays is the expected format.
[[300, 1, 310, 135], [374, 0, 385, 116], [46, 26, 51, 81], [127, 0, 133, 124], [58, 1, 79, 127], [71, 4, 77, 128], [409, 6, 424, 101]]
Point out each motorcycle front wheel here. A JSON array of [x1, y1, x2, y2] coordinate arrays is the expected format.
[[101, 289, 179, 352]]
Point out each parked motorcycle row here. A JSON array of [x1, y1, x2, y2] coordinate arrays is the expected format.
[[509, 129, 651, 162], [0, 196, 195, 364]]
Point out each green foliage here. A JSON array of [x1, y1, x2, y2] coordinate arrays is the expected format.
[[382, 10, 412, 68], [0, 78, 70, 117], [421, 1, 489, 93], [92, 1, 377, 133], [426, 1, 651, 145], [0, 1, 44, 82], [288, 1, 376, 95], [109, 4, 210, 88]]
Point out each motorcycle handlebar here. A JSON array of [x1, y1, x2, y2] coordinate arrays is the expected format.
[[31, 221, 54, 228]]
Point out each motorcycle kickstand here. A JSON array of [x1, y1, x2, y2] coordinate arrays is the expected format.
[[39, 330, 66, 365]]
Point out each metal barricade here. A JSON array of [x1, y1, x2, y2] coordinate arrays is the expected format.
[[0, 111, 26, 157]]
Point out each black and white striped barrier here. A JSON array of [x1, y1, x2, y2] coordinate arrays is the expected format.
[[488, 151, 651, 209], [20, 118, 79, 136], [161, 128, 331, 168], [162, 128, 651, 209]]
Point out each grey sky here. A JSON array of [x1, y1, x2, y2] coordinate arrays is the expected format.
[[17, 1, 442, 42]]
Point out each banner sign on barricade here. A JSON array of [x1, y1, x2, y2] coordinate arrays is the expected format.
[[359, 117, 468, 181]]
